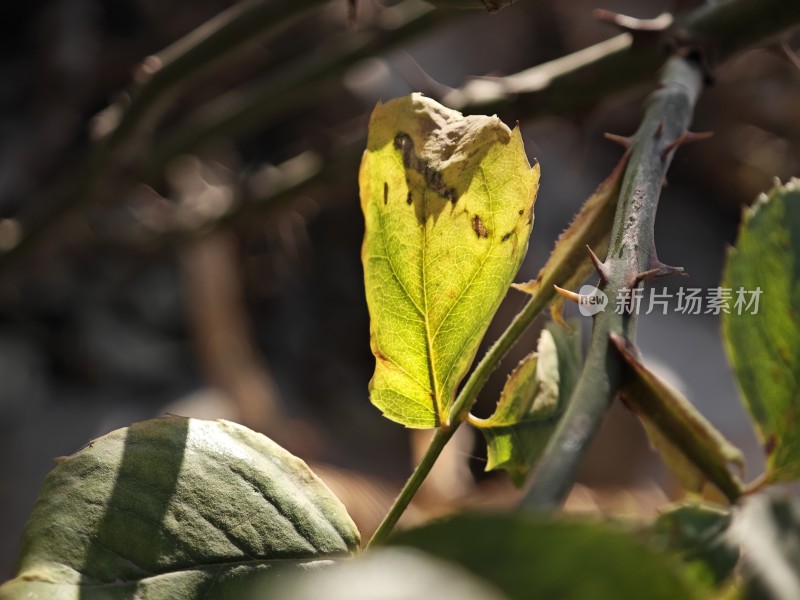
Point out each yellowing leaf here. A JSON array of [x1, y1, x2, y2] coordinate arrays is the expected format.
[[513, 155, 627, 325], [360, 94, 539, 428], [723, 179, 800, 484], [474, 324, 582, 486]]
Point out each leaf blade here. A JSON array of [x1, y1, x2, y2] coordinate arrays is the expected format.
[[476, 324, 582, 486], [722, 179, 800, 483], [0, 417, 359, 599], [361, 93, 539, 428]]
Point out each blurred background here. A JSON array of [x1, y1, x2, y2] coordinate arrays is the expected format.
[[1, 0, 799, 578]]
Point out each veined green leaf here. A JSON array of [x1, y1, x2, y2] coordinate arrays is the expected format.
[[390, 514, 703, 600], [473, 324, 581, 486], [0, 417, 359, 600], [722, 179, 800, 484], [360, 93, 539, 428], [610, 334, 744, 502], [513, 154, 627, 324]]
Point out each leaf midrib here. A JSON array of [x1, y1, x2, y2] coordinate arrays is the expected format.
[[420, 186, 444, 422]]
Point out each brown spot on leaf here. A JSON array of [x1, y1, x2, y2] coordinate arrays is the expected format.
[[472, 215, 489, 238], [764, 434, 777, 456], [394, 132, 458, 202], [407, 191, 413, 205], [501, 232, 513, 242], [383, 182, 388, 205]]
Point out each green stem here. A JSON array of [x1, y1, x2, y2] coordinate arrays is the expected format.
[[367, 426, 454, 548], [521, 56, 705, 511]]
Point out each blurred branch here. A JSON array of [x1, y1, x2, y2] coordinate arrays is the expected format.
[[0, 0, 330, 269], [4, 0, 800, 277], [142, 2, 451, 176], [181, 231, 283, 431], [452, 0, 800, 118], [521, 56, 705, 510]]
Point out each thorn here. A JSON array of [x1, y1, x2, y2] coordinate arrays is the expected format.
[[661, 176, 668, 188], [655, 120, 664, 138], [632, 259, 688, 287], [586, 245, 610, 283], [604, 132, 633, 149], [553, 285, 581, 304], [593, 9, 673, 33], [662, 130, 714, 158]]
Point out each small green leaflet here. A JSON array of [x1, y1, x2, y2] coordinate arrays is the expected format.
[[473, 324, 582, 486], [360, 93, 539, 428]]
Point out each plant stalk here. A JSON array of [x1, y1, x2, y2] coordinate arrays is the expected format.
[[521, 56, 705, 510]]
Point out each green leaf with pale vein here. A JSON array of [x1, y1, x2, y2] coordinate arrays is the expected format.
[[475, 324, 581, 486], [360, 93, 539, 428], [722, 179, 800, 484], [0, 417, 359, 600], [611, 334, 744, 502]]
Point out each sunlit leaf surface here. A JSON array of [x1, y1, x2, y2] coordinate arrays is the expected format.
[[361, 93, 539, 427]]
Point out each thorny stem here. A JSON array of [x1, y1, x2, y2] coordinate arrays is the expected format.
[[521, 56, 705, 510]]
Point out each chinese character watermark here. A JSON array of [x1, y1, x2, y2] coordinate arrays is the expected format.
[[575, 286, 761, 317]]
